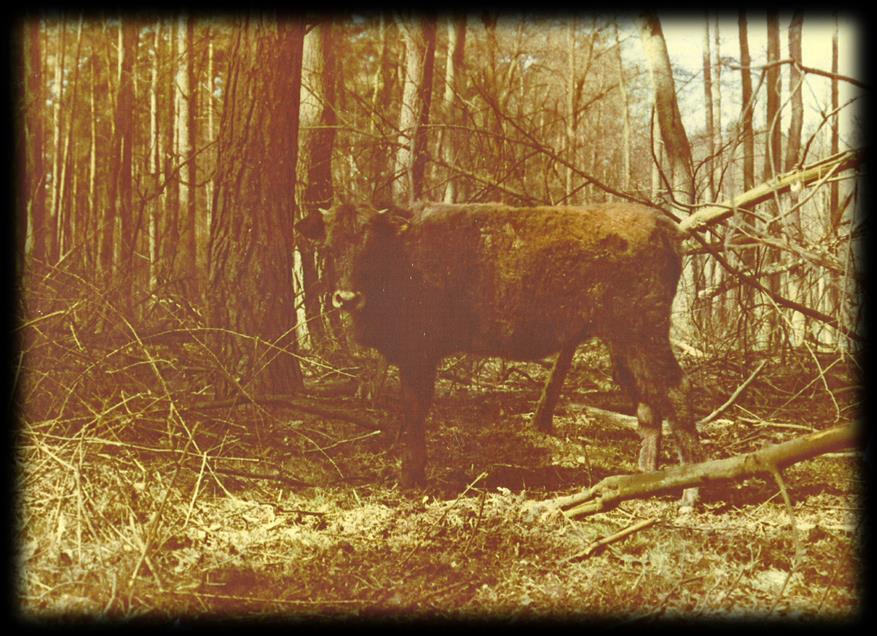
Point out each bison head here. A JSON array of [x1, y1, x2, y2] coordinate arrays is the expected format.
[[297, 204, 413, 344]]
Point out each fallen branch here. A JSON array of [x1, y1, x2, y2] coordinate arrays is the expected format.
[[562, 517, 658, 561], [550, 424, 857, 518]]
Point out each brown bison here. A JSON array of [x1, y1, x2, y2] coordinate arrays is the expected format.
[[299, 201, 704, 505]]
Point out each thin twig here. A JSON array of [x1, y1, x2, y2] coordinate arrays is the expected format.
[[697, 359, 767, 426], [563, 517, 658, 562]]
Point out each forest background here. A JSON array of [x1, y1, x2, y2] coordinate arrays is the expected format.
[[13, 11, 866, 618]]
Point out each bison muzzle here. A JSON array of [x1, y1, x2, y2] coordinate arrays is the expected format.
[[299, 201, 705, 508]]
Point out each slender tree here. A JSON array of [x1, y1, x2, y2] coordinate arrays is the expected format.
[[393, 15, 437, 202], [441, 15, 466, 203], [299, 21, 340, 347], [702, 14, 716, 201], [765, 11, 782, 179], [611, 20, 631, 192], [48, 20, 67, 263], [638, 12, 694, 206], [785, 11, 804, 171], [369, 14, 396, 204], [565, 17, 578, 202], [147, 22, 161, 292], [738, 11, 755, 193], [22, 18, 46, 264], [175, 15, 197, 295], [101, 18, 136, 309], [830, 13, 840, 217]]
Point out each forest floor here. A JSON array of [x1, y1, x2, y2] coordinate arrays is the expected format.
[[15, 335, 865, 624]]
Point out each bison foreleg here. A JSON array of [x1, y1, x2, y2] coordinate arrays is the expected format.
[[398, 363, 437, 488], [532, 344, 576, 433]]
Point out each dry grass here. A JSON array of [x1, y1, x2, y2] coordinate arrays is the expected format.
[[14, 267, 864, 624]]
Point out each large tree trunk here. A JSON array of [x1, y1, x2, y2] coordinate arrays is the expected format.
[[639, 12, 697, 338], [208, 16, 305, 398]]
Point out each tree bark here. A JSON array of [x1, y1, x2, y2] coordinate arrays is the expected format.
[[785, 11, 804, 171], [175, 15, 198, 297], [105, 19, 137, 311], [393, 16, 437, 202], [22, 18, 46, 264], [830, 13, 840, 217], [612, 20, 631, 193], [638, 12, 694, 207], [441, 16, 466, 204], [565, 18, 578, 202], [49, 22, 67, 263], [765, 11, 782, 180], [369, 15, 396, 205], [147, 22, 161, 292], [208, 16, 305, 398], [738, 12, 755, 192], [299, 21, 340, 348], [702, 14, 716, 201]]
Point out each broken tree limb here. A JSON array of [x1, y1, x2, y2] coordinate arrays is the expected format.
[[678, 149, 861, 233], [552, 424, 857, 519]]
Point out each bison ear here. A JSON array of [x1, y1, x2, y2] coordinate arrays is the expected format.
[[295, 210, 326, 242]]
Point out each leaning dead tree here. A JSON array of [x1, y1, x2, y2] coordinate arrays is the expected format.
[[678, 149, 860, 233], [546, 424, 857, 518]]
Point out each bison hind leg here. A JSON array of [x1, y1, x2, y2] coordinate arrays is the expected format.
[[665, 375, 704, 465], [532, 344, 576, 433], [610, 345, 662, 472], [613, 340, 704, 469]]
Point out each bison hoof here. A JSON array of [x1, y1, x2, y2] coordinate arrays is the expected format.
[[532, 412, 554, 433], [678, 487, 699, 513], [400, 466, 426, 489]]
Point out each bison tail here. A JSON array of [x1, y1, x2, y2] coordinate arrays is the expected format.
[[653, 215, 684, 286]]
